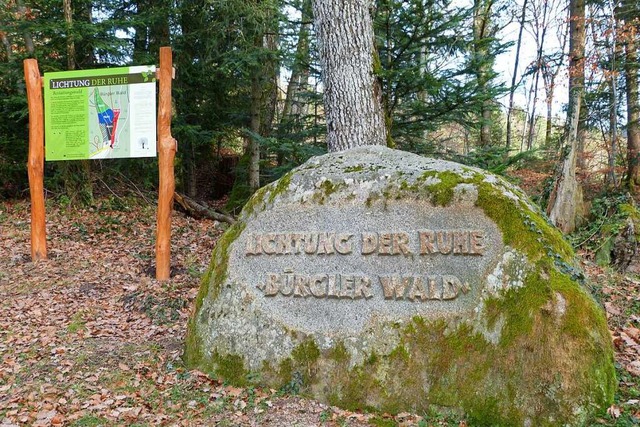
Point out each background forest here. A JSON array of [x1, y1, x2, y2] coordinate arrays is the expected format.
[[0, 0, 637, 211], [1, 0, 640, 425]]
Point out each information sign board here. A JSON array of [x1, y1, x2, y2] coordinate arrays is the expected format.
[[44, 66, 157, 160]]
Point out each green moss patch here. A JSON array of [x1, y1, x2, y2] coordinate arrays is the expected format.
[[184, 221, 246, 369], [408, 170, 575, 265], [303, 300, 613, 425]]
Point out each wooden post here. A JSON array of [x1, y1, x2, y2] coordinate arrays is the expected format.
[[155, 47, 176, 280], [24, 59, 47, 261]]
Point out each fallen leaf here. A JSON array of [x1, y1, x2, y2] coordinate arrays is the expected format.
[[626, 361, 640, 377], [607, 405, 621, 418]]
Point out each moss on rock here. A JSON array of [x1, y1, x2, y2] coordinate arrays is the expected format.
[[185, 146, 615, 426], [183, 220, 246, 369]]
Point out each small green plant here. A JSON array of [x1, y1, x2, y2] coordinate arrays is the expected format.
[[319, 409, 332, 423], [571, 192, 639, 270], [369, 417, 397, 427], [279, 371, 303, 395], [70, 415, 107, 427], [185, 253, 203, 278], [67, 311, 86, 333]]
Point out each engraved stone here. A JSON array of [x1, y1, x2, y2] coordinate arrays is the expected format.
[[186, 146, 615, 426]]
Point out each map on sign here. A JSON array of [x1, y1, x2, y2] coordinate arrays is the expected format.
[[44, 66, 157, 161]]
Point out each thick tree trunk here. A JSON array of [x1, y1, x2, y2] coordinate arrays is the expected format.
[[547, 0, 585, 233], [312, 0, 387, 152], [506, 0, 528, 151], [547, 90, 584, 233], [623, 0, 639, 191], [571, 0, 587, 171]]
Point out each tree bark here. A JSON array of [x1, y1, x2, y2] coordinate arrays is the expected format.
[[545, 90, 553, 145], [623, 0, 639, 191], [608, 5, 621, 188], [0, 31, 12, 60], [542, 26, 567, 148], [247, 44, 262, 191], [571, 0, 587, 170], [281, 0, 312, 123], [609, 75, 618, 187], [547, 89, 584, 232], [473, 0, 495, 147], [506, 0, 528, 151], [312, 0, 387, 152], [16, 0, 35, 54], [63, 0, 75, 70], [546, 0, 585, 233]]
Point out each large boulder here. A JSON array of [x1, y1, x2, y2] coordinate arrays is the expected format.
[[185, 146, 615, 426]]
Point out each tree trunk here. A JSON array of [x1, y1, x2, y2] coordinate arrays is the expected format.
[[248, 52, 262, 191], [473, 0, 495, 147], [0, 31, 12, 60], [260, 32, 279, 138], [506, 0, 528, 151], [282, 0, 312, 123], [608, 6, 621, 189], [526, 0, 552, 150], [547, 0, 585, 233], [545, 86, 554, 146], [312, 0, 387, 152], [16, 0, 35, 54], [572, 0, 587, 171], [623, 0, 639, 191], [174, 193, 236, 224], [547, 90, 584, 232], [63, 0, 75, 70], [542, 24, 567, 148], [609, 75, 618, 187], [525, 67, 541, 150], [74, 0, 94, 68]]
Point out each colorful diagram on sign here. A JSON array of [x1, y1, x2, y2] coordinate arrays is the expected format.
[[89, 86, 131, 158], [96, 90, 119, 147], [43, 66, 156, 161]]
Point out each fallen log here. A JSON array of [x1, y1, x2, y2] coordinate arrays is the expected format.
[[174, 192, 236, 224]]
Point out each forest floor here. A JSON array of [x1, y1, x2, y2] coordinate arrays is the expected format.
[[0, 192, 638, 427]]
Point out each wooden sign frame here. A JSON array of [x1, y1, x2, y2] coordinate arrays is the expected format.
[[23, 46, 176, 280]]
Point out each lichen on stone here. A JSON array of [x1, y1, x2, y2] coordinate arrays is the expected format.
[[185, 145, 615, 426]]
